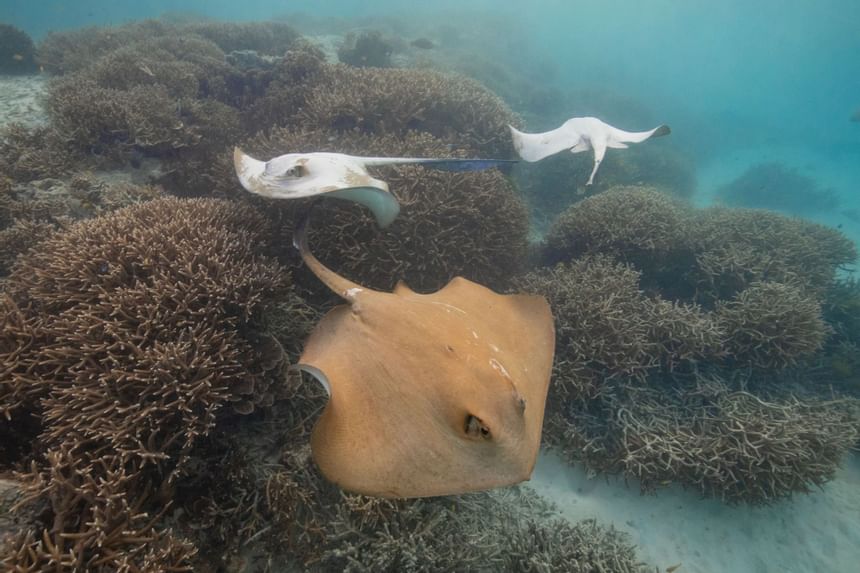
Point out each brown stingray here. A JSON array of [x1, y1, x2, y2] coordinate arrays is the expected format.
[[293, 214, 555, 498]]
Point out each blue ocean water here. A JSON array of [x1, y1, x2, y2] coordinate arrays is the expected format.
[[4, 0, 858, 216], [2, 2, 859, 571]]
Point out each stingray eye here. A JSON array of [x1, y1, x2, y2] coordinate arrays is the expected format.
[[284, 165, 306, 178], [465, 415, 491, 440]]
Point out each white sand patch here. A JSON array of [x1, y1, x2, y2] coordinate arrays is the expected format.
[[530, 450, 860, 573], [0, 74, 48, 129]]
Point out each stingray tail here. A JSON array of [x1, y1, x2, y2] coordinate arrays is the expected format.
[[294, 203, 367, 302]]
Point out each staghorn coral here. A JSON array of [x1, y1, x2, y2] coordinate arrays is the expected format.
[[217, 129, 529, 293], [184, 21, 301, 56], [691, 207, 856, 304], [337, 30, 394, 68], [716, 281, 828, 370], [517, 256, 658, 399], [515, 256, 722, 400], [542, 186, 695, 279], [822, 277, 860, 385], [79, 35, 237, 102], [0, 23, 37, 74], [297, 65, 519, 156], [46, 77, 242, 157], [36, 20, 301, 76], [550, 376, 858, 504], [36, 20, 176, 74], [0, 219, 58, 275], [0, 173, 162, 276], [2, 447, 198, 571], [0, 196, 321, 569], [315, 487, 648, 573], [0, 123, 80, 181]]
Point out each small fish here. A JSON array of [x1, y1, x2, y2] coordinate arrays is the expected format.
[[138, 63, 155, 77], [12, 54, 24, 61], [666, 564, 683, 573], [410, 38, 435, 50]]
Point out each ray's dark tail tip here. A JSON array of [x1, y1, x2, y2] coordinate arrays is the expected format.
[[654, 124, 671, 137]]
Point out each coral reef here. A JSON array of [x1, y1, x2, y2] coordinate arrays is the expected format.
[[0, 170, 162, 276], [0, 197, 319, 569], [542, 186, 694, 277], [542, 188, 856, 304], [36, 20, 301, 75], [338, 30, 394, 68], [522, 200, 856, 502], [297, 66, 519, 156], [716, 281, 828, 370], [0, 23, 37, 74], [0, 123, 80, 181], [516, 256, 722, 399], [691, 207, 857, 303], [218, 129, 529, 293], [551, 377, 858, 504], [715, 162, 839, 215]]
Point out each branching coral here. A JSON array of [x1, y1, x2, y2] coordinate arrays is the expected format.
[[297, 66, 519, 156], [0, 173, 162, 276], [218, 129, 529, 293], [0, 197, 316, 569], [515, 256, 722, 399], [46, 77, 241, 156], [0, 123, 80, 181], [36, 20, 301, 75], [692, 207, 856, 303], [2, 447, 198, 571], [542, 186, 695, 277], [315, 487, 649, 572], [716, 281, 827, 370], [550, 376, 858, 504]]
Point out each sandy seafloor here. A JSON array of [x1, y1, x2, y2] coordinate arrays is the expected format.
[[531, 451, 860, 573], [3, 72, 860, 572], [0, 74, 47, 128]]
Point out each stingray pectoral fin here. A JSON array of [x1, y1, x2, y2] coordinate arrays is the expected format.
[[233, 147, 269, 195], [509, 124, 576, 162], [612, 124, 671, 144], [606, 141, 629, 149], [330, 186, 401, 228]]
